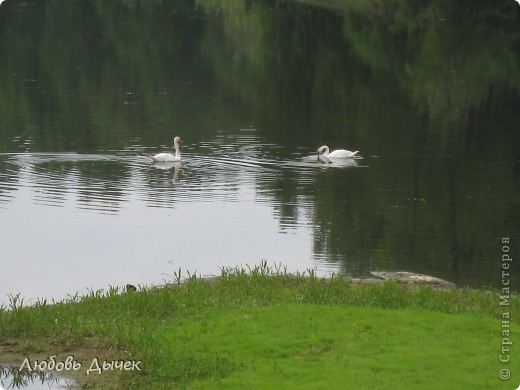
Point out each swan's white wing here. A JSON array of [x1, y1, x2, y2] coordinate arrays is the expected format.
[[151, 153, 177, 162], [327, 149, 358, 158]]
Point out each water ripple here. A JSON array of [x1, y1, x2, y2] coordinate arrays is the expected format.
[[0, 144, 362, 215]]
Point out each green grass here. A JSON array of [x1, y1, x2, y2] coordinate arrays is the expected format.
[[149, 305, 506, 389], [0, 263, 518, 389]]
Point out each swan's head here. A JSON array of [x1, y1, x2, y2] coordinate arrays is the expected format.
[[173, 136, 183, 146]]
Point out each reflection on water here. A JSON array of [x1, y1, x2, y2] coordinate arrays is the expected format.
[[1, 133, 365, 213], [0, 0, 518, 304], [0, 364, 78, 389]]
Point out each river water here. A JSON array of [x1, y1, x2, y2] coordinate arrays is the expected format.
[[0, 0, 518, 306]]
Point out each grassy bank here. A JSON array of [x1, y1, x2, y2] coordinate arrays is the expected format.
[[0, 263, 518, 389]]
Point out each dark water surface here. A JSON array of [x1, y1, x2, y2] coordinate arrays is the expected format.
[[0, 0, 518, 305]]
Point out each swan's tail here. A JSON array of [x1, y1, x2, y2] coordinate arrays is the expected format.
[[352, 151, 363, 159]]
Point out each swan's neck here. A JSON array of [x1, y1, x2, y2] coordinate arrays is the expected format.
[[322, 146, 330, 156], [173, 142, 181, 159]]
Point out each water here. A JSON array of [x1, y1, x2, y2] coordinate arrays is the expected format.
[[0, 138, 365, 305], [1, 364, 77, 389], [0, 0, 518, 308]]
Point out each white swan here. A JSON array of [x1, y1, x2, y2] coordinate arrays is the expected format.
[[317, 145, 359, 159], [151, 136, 183, 162]]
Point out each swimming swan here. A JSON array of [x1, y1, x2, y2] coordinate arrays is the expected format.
[[317, 145, 359, 159], [151, 136, 183, 162]]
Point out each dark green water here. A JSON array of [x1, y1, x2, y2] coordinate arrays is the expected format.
[[0, 0, 518, 305]]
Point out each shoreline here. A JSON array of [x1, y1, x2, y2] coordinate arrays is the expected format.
[[0, 267, 516, 388]]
